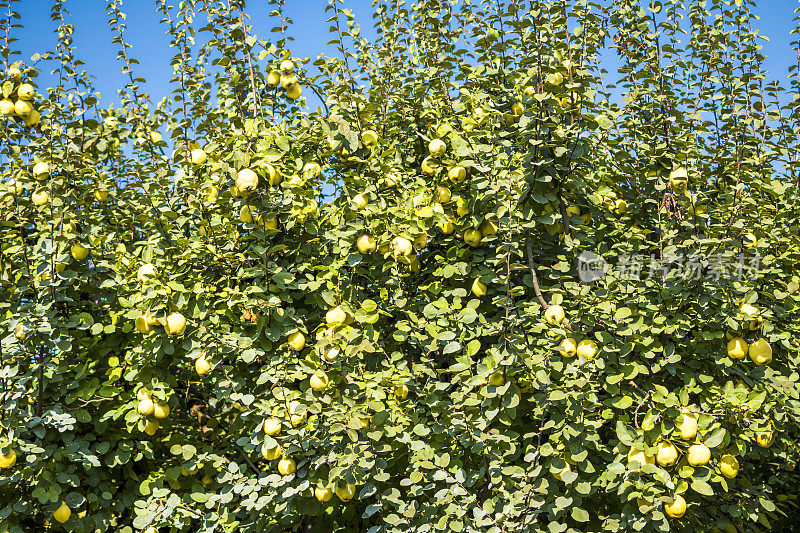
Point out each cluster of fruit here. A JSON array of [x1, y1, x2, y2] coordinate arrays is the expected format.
[[0, 67, 41, 127], [266, 59, 302, 101]]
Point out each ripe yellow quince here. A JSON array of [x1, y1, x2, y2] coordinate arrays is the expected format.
[[428, 139, 446, 157], [288, 400, 306, 427], [17, 83, 34, 100], [335, 483, 357, 501], [558, 338, 577, 357], [719, 454, 739, 478], [357, 235, 377, 254], [71, 243, 89, 260], [748, 338, 771, 365], [0, 98, 14, 115], [278, 457, 296, 476], [315, 486, 333, 502], [53, 501, 71, 523], [576, 340, 599, 360], [727, 337, 748, 359], [511, 101, 524, 116], [326, 306, 348, 326], [0, 449, 16, 469], [14, 324, 26, 341], [352, 193, 367, 210], [361, 129, 379, 147], [421, 157, 436, 175], [288, 331, 306, 352], [687, 443, 711, 467], [471, 278, 487, 297], [195, 356, 211, 376], [5, 67, 20, 80], [191, 148, 207, 166], [310, 369, 329, 391], [236, 168, 259, 193], [33, 161, 49, 179], [286, 84, 303, 100], [463, 228, 482, 247], [14, 100, 31, 117], [153, 402, 170, 419], [263, 417, 281, 436], [391, 236, 413, 257], [267, 69, 281, 87], [31, 189, 49, 206], [664, 494, 686, 518], [544, 305, 565, 325], [448, 166, 466, 182], [137, 398, 155, 416], [627, 447, 655, 469], [669, 167, 688, 193], [675, 408, 698, 440], [262, 442, 282, 461], [164, 312, 187, 336], [436, 186, 451, 204], [755, 431, 773, 448], [656, 441, 678, 467], [480, 219, 499, 237], [144, 419, 158, 435]]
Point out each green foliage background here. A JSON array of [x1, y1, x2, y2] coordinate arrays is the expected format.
[[0, 0, 799, 531]]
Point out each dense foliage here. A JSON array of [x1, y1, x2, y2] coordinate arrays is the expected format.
[[0, 0, 799, 531]]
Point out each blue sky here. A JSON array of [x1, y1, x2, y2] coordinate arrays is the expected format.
[[8, 1, 800, 110]]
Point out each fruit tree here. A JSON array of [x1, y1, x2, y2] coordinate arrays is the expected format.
[[0, 0, 799, 531]]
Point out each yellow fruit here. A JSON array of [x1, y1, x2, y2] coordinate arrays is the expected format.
[[135, 314, 154, 334], [719, 454, 739, 478], [153, 402, 170, 419], [137, 398, 155, 416], [5, 67, 20, 80], [150, 131, 162, 143], [236, 168, 259, 193], [267, 69, 281, 87], [439, 217, 455, 234], [669, 167, 688, 193], [627, 447, 655, 469], [53, 501, 71, 523], [463, 229, 482, 247], [335, 483, 357, 501], [0, 450, 16, 469], [511, 101, 524, 116], [471, 278, 487, 297], [23, 109, 40, 127], [727, 337, 748, 359], [315, 486, 333, 502], [361, 129, 379, 147], [136, 263, 157, 284], [392, 236, 413, 257], [280, 73, 297, 89], [71, 243, 89, 260], [264, 164, 280, 186], [191, 148, 207, 166], [558, 338, 577, 357], [195, 356, 211, 376], [357, 235, 377, 254], [664, 494, 686, 518], [428, 139, 446, 157], [326, 306, 348, 326], [687, 443, 711, 467], [262, 442, 282, 461], [278, 457, 296, 476], [263, 417, 281, 436], [676, 409, 698, 440], [286, 84, 303, 100], [33, 162, 50, 179], [310, 369, 329, 391], [749, 317, 762, 330], [137, 388, 150, 401], [448, 166, 466, 182], [755, 431, 774, 448], [421, 157, 436, 175], [577, 340, 599, 360], [203, 185, 219, 202], [288, 400, 306, 427], [413, 233, 428, 250], [144, 419, 158, 435], [546, 72, 564, 85], [17, 83, 34, 100], [14, 324, 26, 341], [164, 312, 187, 336], [31, 189, 49, 206], [748, 338, 772, 365], [280, 59, 294, 74], [480, 219, 499, 237], [488, 371, 504, 386], [394, 383, 409, 399], [1, 97, 18, 114], [544, 305, 565, 325], [656, 441, 679, 467], [288, 331, 306, 352], [14, 99, 31, 117], [456, 199, 469, 217], [436, 186, 451, 204], [352, 193, 367, 210]]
